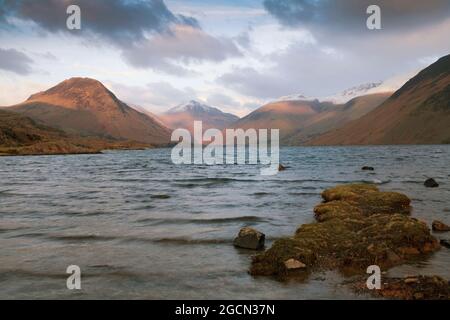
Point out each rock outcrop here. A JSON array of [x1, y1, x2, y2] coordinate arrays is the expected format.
[[250, 184, 439, 278], [354, 276, 450, 300]]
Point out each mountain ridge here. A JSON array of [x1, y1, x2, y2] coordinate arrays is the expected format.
[[309, 55, 450, 145], [161, 100, 239, 133], [7, 77, 172, 145]]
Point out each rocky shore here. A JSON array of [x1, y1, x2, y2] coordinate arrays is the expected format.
[[250, 183, 449, 298]]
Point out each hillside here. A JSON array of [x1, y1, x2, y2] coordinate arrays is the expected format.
[[160, 100, 239, 133], [0, 109, 148, 156], [230, 93, 389, 145], [309, 55, 450, 145], [7, 78, 171, 145]]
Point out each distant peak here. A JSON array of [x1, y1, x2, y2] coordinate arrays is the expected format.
[[277, 82, 384, 104], [167, 100, 221, 114], [58, 77, 106, 89]]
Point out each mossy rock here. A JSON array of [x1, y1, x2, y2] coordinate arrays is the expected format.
[[250, 184, 439, 278], [354, 275, 450, 300]]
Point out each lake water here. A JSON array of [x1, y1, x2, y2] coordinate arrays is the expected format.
[[0, 146, 449, 299]]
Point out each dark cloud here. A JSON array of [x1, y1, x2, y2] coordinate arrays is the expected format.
[[0, 47, 33, 74], [263, 0, 450, 34], [0, 0, 240, 74], [1, 0, 198, 46]]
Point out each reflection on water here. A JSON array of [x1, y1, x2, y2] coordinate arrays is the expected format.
[[0, 146, 449, 299]]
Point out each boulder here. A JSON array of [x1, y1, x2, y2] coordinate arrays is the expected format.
[[233, 227, 265, 250], [362, 166, 375, 171], [432, 220, 450, 232], [424, 178, 439, 188], [440, 239, 450, 249], [250, 184, 439, 278]]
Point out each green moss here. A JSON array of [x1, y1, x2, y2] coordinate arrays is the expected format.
[[250, 184, 439, 278]]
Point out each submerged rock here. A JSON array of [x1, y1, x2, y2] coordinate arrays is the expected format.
[[432, 220, 450, 232], [424, 178, 439, 188], [233, 227, 265, 250], [440, 239, 450, 249], [250, 184, 439, 278], [362, 166, 375, 171]]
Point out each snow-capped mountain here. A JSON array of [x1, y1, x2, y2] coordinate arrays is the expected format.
[[166, 100, 226, 115], [278, 82, 384, 104], [161, 100, 239, 132]]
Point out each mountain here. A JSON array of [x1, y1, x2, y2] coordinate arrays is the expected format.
[[0, 109, 147, 156], [309, 55, 450, 145], [231, 93, 390, 145], [130, 105, 168, 128], [7, 78, 171, 145], [160, 100, 239, 133], [285, 93, 391, 145], [278, 82, 383, 104], [230, 100, 333, 142]]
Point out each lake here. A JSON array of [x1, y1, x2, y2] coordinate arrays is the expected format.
[[0, 146, 449, 299]]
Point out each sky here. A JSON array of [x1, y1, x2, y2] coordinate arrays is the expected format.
[[0, 0, 449, 117]]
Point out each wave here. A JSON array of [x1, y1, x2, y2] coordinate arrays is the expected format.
[[46, 234, 117, 242], [150, 194, 171, 199], [121, 237, 231, 245], [288, 192, 320, 196], [137, 215, 266, 225], [13, 232, 117, 242], [252, 192, 271, 196]]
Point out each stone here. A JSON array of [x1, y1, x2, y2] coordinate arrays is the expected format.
[[278, 164, 286, 171], [233, 227, 265, 250], [359, 275, 450, 300], [284, 259, 306, 270], [386, 249, 402, 264], [250, 184, 439, 278], [362, 166, 375, 171], [424, 178, 439, 188], [440, 239, 450, 249], [432, 220, 450, 232], [404, 278, 419, 284]]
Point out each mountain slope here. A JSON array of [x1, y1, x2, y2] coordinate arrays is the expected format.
[[7, 78, 171, 145], [160, 100, 239, 133], [309, 55, 450, 145], [279, 82, 383, 104], [0, 109, 147, 155], [231, 100, 334, 142], [231, 93, 389, 145], [285, 93, 391, 145]]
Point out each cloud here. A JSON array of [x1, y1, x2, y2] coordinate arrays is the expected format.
[[217, 1, 450, 101], [206, 93, 240, 108], [218, 66, 290, 99], [263, 0, 450, 35], [0, 47, 33, 74], [218, 15, 450, 100], [1, 0, 196, 46], [107, 81, 197, 113], [122, 25, 242, 74], [1, 0, 240, 74]]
